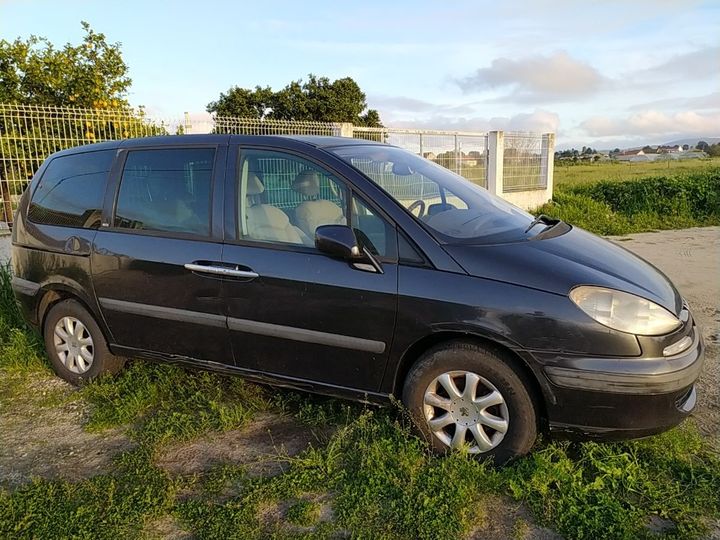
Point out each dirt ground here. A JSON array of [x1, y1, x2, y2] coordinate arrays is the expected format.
[[0, 233, 10, 264], [610, 227, 720, 442], [0, 226, 718, 538]]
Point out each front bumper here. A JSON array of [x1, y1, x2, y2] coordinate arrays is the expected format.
[[538, 324, 704, 440]]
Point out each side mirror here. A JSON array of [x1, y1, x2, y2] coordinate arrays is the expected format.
[[315, 225, 383, 274], [315, 225, 361, 260], [392, 161, 414, 176]]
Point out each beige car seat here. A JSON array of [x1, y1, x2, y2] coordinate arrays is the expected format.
[[245, 172, 311, 245], [292, 170, 346, 238]]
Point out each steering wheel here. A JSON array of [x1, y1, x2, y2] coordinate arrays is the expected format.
[[407, 199, 426, 218]]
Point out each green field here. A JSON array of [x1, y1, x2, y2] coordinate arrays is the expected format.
[[554, 158, 720, 187], [537, 164, 720, 236]]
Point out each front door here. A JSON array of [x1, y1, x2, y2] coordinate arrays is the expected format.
[[221, 146, 398, 392], [92, 145, 233, 364]]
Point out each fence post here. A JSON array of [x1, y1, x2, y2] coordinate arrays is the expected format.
[[455, 134, 461, 177], [183, 112, 192, 134], [487, 131, 504, 197], [338, 123, 354, 137], [541, 133, 555, 200]]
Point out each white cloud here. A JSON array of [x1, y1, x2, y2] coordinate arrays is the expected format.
[[369, 95, 478, 115], [385, 109, 560, 134], [456, 52, 605, 102], [632, 46, 720, 83], [580, 110, 720, 138], [628, 92, 720, 111]]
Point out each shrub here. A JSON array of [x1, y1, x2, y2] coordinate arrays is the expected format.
[[537, 169, 720, 235]]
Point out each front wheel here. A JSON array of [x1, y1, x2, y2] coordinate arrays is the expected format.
[[43, 299, 126, 385], [402, 341, 538, 463]]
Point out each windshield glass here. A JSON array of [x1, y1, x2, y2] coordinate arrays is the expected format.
[[330, 144, 539, 244]]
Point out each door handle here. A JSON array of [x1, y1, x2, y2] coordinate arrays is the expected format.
[[184, 263, 259, 279]]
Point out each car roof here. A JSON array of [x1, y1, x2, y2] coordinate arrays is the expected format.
[[280, 135, 386, 148], [49, 134, 388, 159]]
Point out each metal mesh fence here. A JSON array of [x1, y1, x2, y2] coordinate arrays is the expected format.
[[351, 127, 488, 187], [0, 103, 552, 223], [0, 103, 175, 222], [213, 116, 340, 136], [503, 132, 545, 192]]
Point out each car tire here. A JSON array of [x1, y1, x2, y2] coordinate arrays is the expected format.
[[43, 299, 126, 385], [402, 340, 538, 463]]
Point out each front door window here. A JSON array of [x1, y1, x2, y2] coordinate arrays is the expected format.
[[236, 149, 349, 246]]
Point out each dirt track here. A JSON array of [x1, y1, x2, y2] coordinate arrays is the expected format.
[[0, 233, 9, 263], [609, 227, 720, 441]]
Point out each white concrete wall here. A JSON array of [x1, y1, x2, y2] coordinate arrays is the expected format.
[[502, 189, 552, 211], [486, 131, 554, 211], [0, 232, 10, 263]]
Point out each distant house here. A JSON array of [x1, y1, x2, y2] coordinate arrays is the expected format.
[[580, 152, 609, 162], [657, 145, 682, 154], [615, 149, 645, 162]]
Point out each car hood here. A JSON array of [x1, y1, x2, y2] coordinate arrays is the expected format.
[[443, 226, 682, 314]]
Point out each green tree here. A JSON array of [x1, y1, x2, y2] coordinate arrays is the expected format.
[[707, 143, 720, 157], [207, 74, 383, 126], [0, 21, 131, 108], [0, 23, 165, 223]]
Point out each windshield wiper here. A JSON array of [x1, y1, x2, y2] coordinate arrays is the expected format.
[[524, 214, 560, 233]]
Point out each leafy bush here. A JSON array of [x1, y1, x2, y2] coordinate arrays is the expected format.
[[537, 169, 720, 235]]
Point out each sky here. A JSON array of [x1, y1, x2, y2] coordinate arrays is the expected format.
[[1, 0, 719, 149]]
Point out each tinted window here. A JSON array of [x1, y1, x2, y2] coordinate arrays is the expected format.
[[352, 195, 396, 258], [115, 148, 214, 236], [28, 150, 114, 228], [237, 149, 348, 246]]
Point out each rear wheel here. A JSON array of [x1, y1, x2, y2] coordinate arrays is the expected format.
[[43, 299, 126, 385], [402, 340, 538, 463]]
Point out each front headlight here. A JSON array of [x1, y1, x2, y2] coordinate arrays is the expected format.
[[569, 286, 681, 336]]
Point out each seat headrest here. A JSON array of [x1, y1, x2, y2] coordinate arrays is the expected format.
[[292, 170, 320, 198], [246, 172, 265, 195]]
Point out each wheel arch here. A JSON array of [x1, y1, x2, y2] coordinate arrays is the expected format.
[[37, 284, 113, 345], [390, 331, 550, 425]]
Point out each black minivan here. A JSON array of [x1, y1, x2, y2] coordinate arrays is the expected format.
[[11, 135, 704, 461]]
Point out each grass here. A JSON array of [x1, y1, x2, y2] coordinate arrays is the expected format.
[[1, 235, 720, 538], [536, 167, 720, 236], [553, 158, 720, 187], [82, 362, 269, 445]]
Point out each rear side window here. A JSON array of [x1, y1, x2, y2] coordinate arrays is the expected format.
[[28, 150, 114, 228], [114, 148, 214, 236]]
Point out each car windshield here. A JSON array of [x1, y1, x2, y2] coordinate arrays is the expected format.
[[330, 144, 539, 244]]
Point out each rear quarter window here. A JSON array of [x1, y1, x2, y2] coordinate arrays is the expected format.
[[28, 150, 115, 229]]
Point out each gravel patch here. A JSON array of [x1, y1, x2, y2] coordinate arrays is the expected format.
[[155, 412, 322, 479], [609, 226, 720, 440]]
